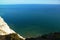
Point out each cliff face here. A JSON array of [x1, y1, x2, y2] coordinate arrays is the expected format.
[[0, 33, 24, 40], [0, 17, 15, 35], [0, 16, 25, 40]]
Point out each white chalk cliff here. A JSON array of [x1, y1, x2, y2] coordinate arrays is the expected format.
[[0, 16, 25, 40]]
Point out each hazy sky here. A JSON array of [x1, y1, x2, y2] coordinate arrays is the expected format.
[[0, 0, 60, 4]]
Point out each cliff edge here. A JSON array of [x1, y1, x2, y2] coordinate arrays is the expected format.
[[0, 16, 25, 40]]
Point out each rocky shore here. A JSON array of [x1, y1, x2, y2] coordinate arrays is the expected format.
[[26, 32, 60, 40]]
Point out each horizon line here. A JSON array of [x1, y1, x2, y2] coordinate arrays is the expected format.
[[0, 4, 60, 5]]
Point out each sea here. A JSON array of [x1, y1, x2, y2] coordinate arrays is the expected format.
[[0, 4, 60, 37]]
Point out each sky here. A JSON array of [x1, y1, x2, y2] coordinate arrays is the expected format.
[[0, 0, 60, 4]]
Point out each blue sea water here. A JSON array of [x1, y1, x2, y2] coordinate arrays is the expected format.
[[0, 4, 60, 37]]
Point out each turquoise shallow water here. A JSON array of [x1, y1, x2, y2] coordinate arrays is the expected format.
[[0, 4, 60, 37]]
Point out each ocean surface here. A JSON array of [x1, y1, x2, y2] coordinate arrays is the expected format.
[[0, 4, 60, 37]]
